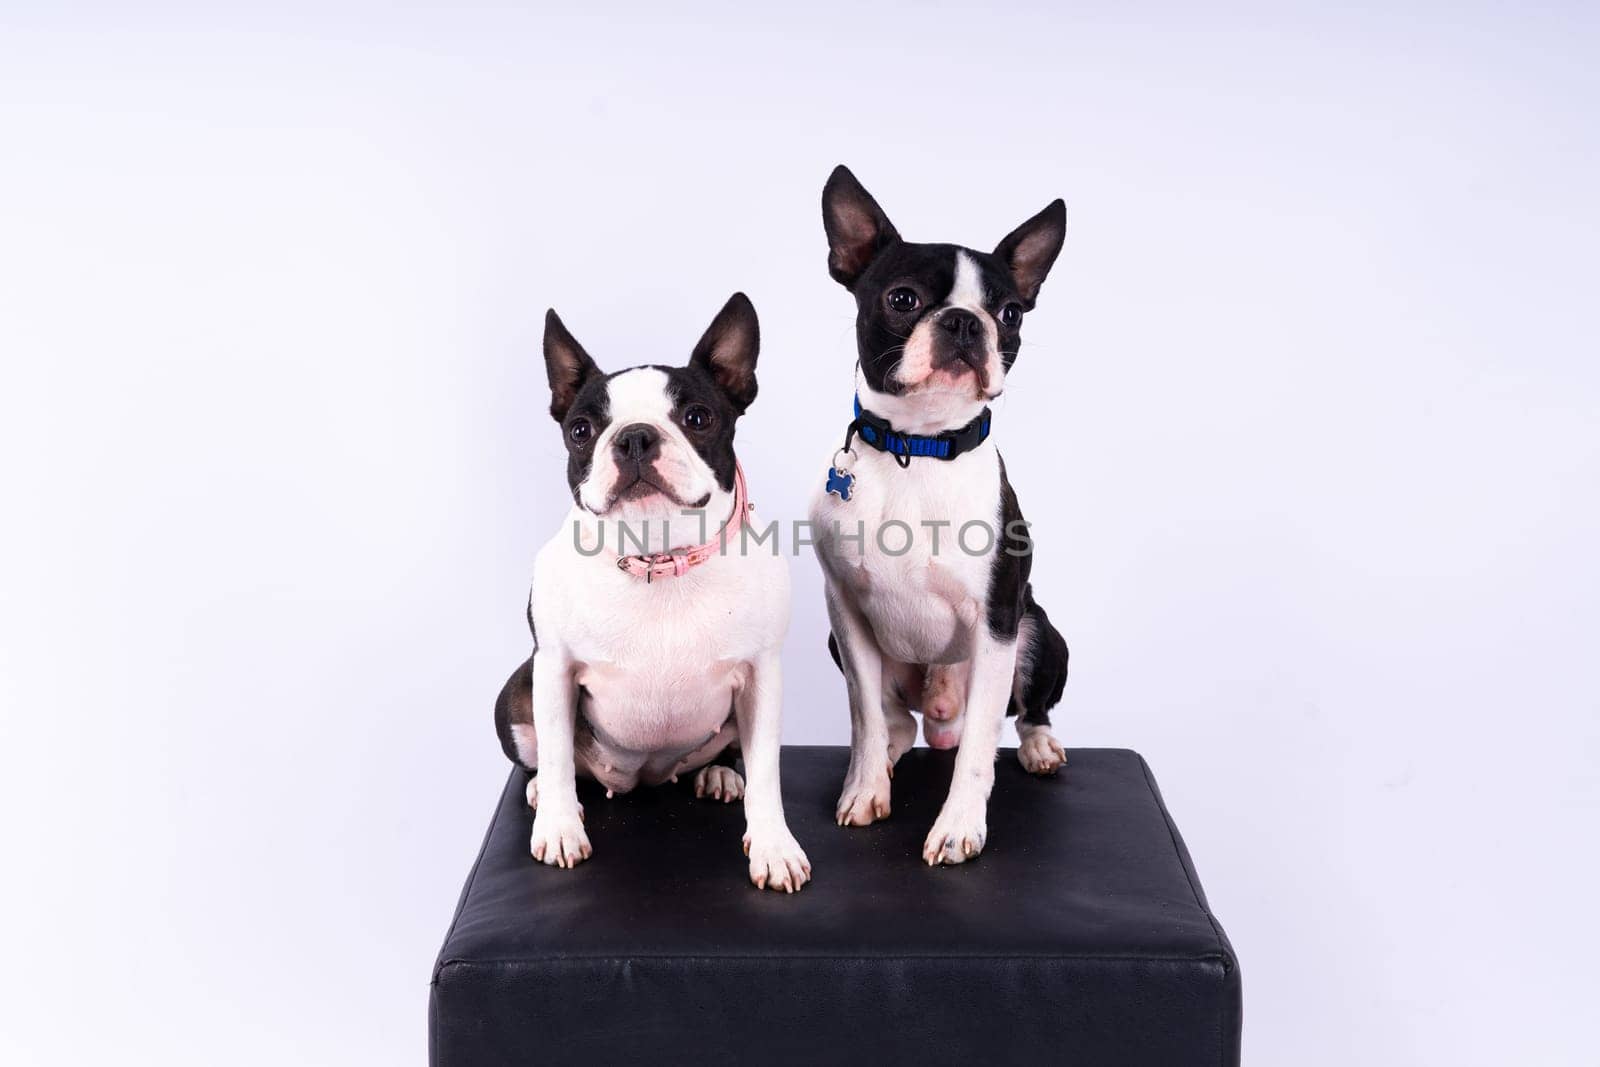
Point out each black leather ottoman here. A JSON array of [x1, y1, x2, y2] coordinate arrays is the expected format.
[[430, 747, 1241, 1066]]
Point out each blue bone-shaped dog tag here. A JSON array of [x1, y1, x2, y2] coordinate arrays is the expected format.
[[825, 467, 855, 501]]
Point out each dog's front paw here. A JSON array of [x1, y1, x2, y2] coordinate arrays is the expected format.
[[1018, 730, 1067, 775], [530, 807, 591, 869], [922, 798, 988, 866], [743, 825, 811, 893], [836, 766, 892, 826], [694, 764, 745, 803]]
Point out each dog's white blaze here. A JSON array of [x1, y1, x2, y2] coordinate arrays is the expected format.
[[947, 250, 986, 312], [947, 251, 1005, 395], [601, 366, 678, 424]]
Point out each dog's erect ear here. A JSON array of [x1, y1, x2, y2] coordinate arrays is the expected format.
[[543, 309, 601, 423], [822, 164, 901, 289], [690, 292, 760, 414], [993, 200, 1067, 309]]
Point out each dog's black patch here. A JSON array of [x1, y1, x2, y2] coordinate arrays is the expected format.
[[987, 456, 1068, 723], [986, 456, 1032, 640], [558, 374, 616, 504], [663, 289, 761, 490], [664, 364, 740, 491], [493, 655, 534, 772], [493, 598, 540, 771], [1014, 594, 1069, 725]]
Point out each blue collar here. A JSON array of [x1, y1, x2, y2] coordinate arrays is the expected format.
[[845, 395, 993, 467]]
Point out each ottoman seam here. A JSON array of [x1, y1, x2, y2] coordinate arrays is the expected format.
[[1135, 752, 1231, 1067], [438, 952, 1231, 967], [1135, 754, 1228, 956], [433, 769, 516, 985]]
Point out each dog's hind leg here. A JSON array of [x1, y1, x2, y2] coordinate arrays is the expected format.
[[1012, 593, 1070, 775], [494, 656, 543, 804]]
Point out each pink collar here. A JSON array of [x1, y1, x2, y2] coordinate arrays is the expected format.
[[615, 463, 751, 581]]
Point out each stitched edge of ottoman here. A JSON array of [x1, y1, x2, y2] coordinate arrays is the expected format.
[[431, 770, 513, 985], [1134, 751, 1241, 1066]]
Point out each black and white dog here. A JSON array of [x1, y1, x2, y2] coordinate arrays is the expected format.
[[809, 166, 1071, 866], [495, 294, 811, 892]]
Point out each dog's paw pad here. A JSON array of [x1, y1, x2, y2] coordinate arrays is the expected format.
[[694, 764, 745, 803]]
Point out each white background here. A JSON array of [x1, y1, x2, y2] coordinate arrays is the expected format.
[[3, 3, 1597, 1064]]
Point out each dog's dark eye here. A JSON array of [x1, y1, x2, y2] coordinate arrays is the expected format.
[[684, 405, 715, 432], [886, 288, 920, 314], [568, 418, 593, 444], [999, 303, 1024, 328]]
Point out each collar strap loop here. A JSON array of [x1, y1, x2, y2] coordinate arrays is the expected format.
[[846, 395, 992, 467], [615, 462, 751, 582]]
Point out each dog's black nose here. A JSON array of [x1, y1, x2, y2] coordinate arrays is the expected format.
[[939, 308, 982, 344], [612, 424, 661, 462]]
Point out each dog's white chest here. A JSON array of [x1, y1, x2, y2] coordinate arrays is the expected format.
[[533, 515, 790, 788], [811, 446, 1001, 664], [575, 641, 743, 747], [564, 575, 761, 766]]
